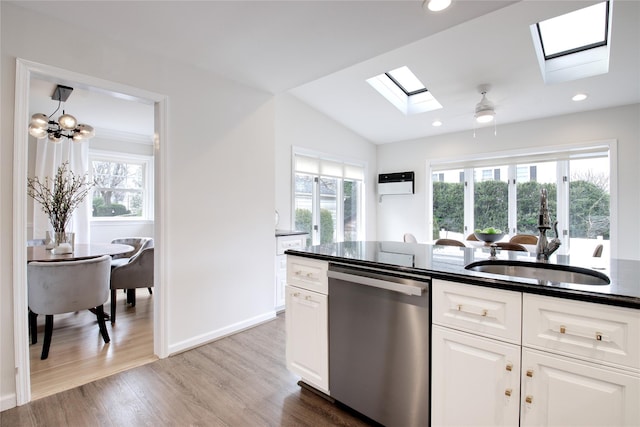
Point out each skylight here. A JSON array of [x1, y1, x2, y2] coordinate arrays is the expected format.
[[530, 1, 612, 84], [367, 66, 442, 115], [537, 1, 609, 60]]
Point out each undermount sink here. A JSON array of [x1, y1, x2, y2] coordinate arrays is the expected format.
[[465, 260, 610, 286]]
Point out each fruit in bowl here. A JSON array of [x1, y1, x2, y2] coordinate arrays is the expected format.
[[474, 227, 505, 243]]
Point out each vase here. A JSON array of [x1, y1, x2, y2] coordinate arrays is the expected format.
[[46, 231, 75, 252]]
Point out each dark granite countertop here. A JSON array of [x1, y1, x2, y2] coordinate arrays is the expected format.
[[276, 229, 308, 237], [286, 241, 640, 309]]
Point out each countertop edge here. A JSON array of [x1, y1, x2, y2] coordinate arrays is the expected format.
[[285, 249, 640, 310]]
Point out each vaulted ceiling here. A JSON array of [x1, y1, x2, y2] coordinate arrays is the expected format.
[[19, 0, 640, 144]]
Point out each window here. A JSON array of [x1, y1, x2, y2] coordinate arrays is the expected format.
[[429, 144, 611, 256], [537, 2, 609, 60], [530, 1, 612, 84], [293, 153, 365, 246], [367, 66, 442, 115], [90, 152, 153, 220]]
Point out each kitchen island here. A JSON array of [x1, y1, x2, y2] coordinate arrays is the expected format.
[[285, 241, 640, 426]]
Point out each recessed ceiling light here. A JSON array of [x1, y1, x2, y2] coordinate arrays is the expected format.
[[572, 93, 588, 101], [423, 0, 452, 12], [432, 120, 443, 127]]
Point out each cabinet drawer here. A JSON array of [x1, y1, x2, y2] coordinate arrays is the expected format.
[[523, 294, 640, 372], [276, 234, 306, 255], [287, 256, 328, 294], [433, 279, 522, 344]]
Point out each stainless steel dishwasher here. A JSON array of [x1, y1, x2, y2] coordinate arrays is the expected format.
[[328, 263, 430, 427]]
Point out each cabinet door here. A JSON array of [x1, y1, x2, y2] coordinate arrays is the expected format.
[[432, 325, 521, 427], [285, 285, 329, 393], [521, 348, 640, 427]]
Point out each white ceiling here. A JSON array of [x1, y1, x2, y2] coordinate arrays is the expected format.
[[18, 0, 640, 144]]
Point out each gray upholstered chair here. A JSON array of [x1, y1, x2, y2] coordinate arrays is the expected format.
[[111, 237, 153, 298], [110, 247, 154, 323], [110, 237, 154, 267], [28, 255, 111, 360]]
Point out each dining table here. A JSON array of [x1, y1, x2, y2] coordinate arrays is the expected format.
[[27, 243, 134, 262]]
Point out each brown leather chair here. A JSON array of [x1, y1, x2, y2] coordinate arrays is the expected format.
[[466, 233, 479, 241], [493, 242, 527, 252], [434, 238, 466, 247], [592, 244, 604, 257], [509, 234, 538, 245]]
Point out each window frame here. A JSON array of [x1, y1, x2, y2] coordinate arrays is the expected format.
[[89, 149, 154, 222], [427, 140, 617, 256], [292, 148, 366, 246]]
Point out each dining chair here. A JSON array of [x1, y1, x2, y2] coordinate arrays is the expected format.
[[434, 238, 466, 247], [592, 244, 604, 257], [509, 234, 538, 245], [28, 255, 111, 360], [27, 239, 46, 246], [110, 247, 154, 323], [111, 237, 154, 298], [403, 233, 418, 243], [493, 242, 527, 252], [466, 233, 479, 241]]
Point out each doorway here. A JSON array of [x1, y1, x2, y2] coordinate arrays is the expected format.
[[13, 59, 168, 404]]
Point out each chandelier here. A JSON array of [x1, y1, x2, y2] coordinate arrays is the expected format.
[[28, 85, 95, 143]]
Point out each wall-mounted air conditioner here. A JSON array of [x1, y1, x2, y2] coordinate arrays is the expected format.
[[378, 171, 414, 195]]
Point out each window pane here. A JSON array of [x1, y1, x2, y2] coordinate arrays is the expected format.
[[474, 166, 508, 233], [294, 173, 313, 246], [516, 161, 557, 234], [432, 169, 464, 237], [538, 1, 608, 58], [92, 160, 145, 217], [319, 177, 337, 244], [343, 179, 361, 242], [569, 157, 609, 255]]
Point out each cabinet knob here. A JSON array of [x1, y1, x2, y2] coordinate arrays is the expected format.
[[504, 388, 512, 397], [526, 369, 534, 378], [305, 295, 312, 301], [525, 396, 533, 404], [293, 292, 300, 297], [560, 325, 566, 334], [481, 309, 488, 317], [596, 332, 603, 341], [505, 363, 513, 372]]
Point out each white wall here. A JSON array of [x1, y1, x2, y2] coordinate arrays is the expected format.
[[1, 2, 275, 408], [275, 93, 377, 239], [377, 104, 640, 260]]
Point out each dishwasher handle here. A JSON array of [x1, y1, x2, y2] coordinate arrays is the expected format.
[[328, 270, 426, 296]]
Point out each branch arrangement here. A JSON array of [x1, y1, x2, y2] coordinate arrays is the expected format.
[[27, 161, 95, 233]]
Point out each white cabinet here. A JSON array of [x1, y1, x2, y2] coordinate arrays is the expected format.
[[285, 256, 329, 394], [432, 325, 521, 427], [432, 279, 522, 427], [432, 280, 640, 426], [274, 233, 306, 310], [521, 294, 640, 426], [521, 348, 640, 426]]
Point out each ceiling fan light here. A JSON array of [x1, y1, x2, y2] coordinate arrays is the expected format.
[[28, 124, 48, 138], [58, 112, 77, 130], [475, 109, 495, 123]]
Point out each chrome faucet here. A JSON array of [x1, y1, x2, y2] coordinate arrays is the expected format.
[[536, 188, 561, 261]]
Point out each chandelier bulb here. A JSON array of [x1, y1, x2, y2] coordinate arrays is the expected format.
[[58, 111, 78, 130]]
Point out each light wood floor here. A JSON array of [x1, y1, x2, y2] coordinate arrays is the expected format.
[[29, 289, 156, 400], [4, 313, 374, 426]]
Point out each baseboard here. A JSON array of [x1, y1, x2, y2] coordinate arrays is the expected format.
[[1, 392, 17, 412], [167, 310, 277, 356]]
